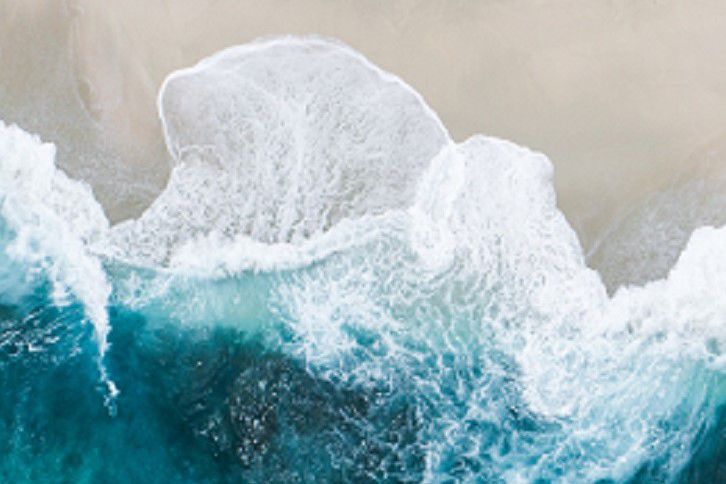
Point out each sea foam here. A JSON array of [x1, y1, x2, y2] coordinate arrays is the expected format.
[[107, 37, 449, 267], [0, 120, 117, 399]]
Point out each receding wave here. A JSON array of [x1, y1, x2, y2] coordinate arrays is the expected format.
[[106, 37, 450, 268]]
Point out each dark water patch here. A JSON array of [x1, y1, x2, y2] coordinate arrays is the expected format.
[[126, 312, 426, 482], [677, 404, 726, 483], [0, 300, 427, 482], [626, 403, 726, 484]]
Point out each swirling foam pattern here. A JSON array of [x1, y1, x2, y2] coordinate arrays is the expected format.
[[0, 37, 723, 482], [107, 37, 449, 266]]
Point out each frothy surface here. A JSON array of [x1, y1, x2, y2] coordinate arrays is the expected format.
[[108, 38, 448, 266]]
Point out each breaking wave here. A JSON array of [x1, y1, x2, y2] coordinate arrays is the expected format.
[[0, 37, 723, 482]]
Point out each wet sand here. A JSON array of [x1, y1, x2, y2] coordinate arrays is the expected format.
[[2, 0, 726, 285]]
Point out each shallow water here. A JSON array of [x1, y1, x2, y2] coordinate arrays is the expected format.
[[4, 0, 726, 249], [0, 29, 725, 484]]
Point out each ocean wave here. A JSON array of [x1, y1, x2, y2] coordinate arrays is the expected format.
[[0, 36, 723, 481], [0, 121, 117, 400]]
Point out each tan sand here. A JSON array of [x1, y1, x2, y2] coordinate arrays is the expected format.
[[1, 0, 726, 283]]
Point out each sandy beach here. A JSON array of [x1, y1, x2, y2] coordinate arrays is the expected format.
[[2, 0, 726, 285]]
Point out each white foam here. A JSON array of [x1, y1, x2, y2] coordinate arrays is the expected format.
[[107, 36, 450, 268], [167, 213, 403, 275], [0, 121, 117, 399]]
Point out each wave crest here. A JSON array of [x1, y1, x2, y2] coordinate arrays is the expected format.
[[0, 121, 117, 400]]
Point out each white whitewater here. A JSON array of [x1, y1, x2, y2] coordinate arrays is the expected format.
[[0, 121, 118, 400], [107, 37, 450, 267]]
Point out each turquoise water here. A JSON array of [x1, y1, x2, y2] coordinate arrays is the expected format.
[[0, 240, 726, 483], [0, 271, 723, 482], [0, 37, 725, 482]]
